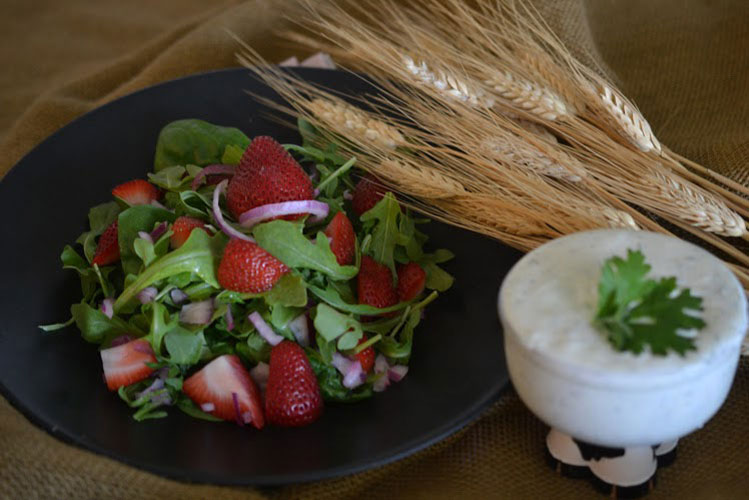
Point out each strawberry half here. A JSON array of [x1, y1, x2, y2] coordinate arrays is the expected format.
[[324, 211, 356, 265], [217, 238, 289, 293], [351, 175, 386, 216], [226, 136, 314, 219], [358, 255, 398, 310], [92, 220, 120, 266], [265, 341, 323, 427], [183, 354, 264, 428], [354, 335, 375, 373], [397, 262, 427, 302], [112, 179, 160, 206], [100, 339, 156, 391], [170, 216, 211, 249]]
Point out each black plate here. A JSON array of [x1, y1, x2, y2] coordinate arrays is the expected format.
[[0, 68, 520, 485]]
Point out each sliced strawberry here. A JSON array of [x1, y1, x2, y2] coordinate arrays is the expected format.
[[226, 136, 314, 219], [351, 175, 386, 216], [170, 216, 211, 249], [112, 179, 160, 206], [324, 211, 356, 265], [92, 220, 120, 267], [265, 341, 323, 427], [397, 262, 427, 302], [354, 335, 375, 373], [183, 354, 264, 428], [358, 255, 398, 310], [217, 238, 289, 293], [100, 339, 156, 391]]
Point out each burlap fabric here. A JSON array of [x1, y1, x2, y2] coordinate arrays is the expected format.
[[1, 1, 748, 498]]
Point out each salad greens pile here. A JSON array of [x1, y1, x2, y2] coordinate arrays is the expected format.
[[43, 118, 454, 422]]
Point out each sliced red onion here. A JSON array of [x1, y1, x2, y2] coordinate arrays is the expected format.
[[100, 298, 114, 319], [151, 392, 172, 406], [212, 180, 255, 242], [288, 313, 310, 347], [373, 355, 391, 392], [136, 377, 164, 399], [373, 374, 390, 392], [225, 306, 235, 331], [137, 286, 158, 304], [137, 231, 154, 244], [170, 288, 189, 305], [250, 362, 270, 392], [110, 334, 133, 347], [150, 221, 168, 241], [331, 352, 352, 375], [343, 189, 353, 201], [248, 311, 284, 346], [388, 365, 409, 382], [343, 360, 365, 389], [313, 188, 321, 198], [133, 341, 154, 355], [179, 299, 214, 325], [192, 164, 236, 191], [232, 392, 243, 426], [150, 199, 170, 211], [238, 200, 329, 228], [200, 402, 215, 412], [374, 354, 390, 374]]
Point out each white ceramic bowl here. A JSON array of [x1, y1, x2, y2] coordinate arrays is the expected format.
[[498, 229, 747, 447]]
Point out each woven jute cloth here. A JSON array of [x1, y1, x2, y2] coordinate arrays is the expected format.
[[2, 1, 748, 498]]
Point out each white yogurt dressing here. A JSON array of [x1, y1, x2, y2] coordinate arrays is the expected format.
[[500, 229, 747, 388]]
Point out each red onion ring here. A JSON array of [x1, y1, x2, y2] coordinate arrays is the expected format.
[[191, 164, 236, 191], [137, 287, 158, 304], [179, 299, 214, 325], [248, 312, 284, 346], [137, 231, 153, 244], [212, 180, 255, 242], [238, 200, 329, 228]]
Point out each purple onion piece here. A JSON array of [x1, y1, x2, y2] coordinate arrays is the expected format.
[[201, 402, 215, 412], [288, 313, 310, 347], [238, 199, 329, 228], [248, 312, 284, 346], [232, 392, 243, 427], [150, 221, 169, 241], [136, 378, 164, 399], [137, 286, 158, 304], [100, 298, 114, 319], [212, 180, 255, 243], [373, 374, 390, 392], [150, 200, 170, 211], [150, 392, 172, 406], [331, 352, 352, 375], [343, 189, 353, 201], [132, 341, 154, 355], [374, 354, 390, 374], [137, 231, 154, 244], [110, 334, 133, 347], [170, 288, 189, 305], [250, 362, 270, 392], [342, 361, 365, 389], [388, 365, 409, 382], [225, 306, 235, 331], [313, 188, 321, 198], [191, 164, 236, 191], [179, 299, 214, 325]]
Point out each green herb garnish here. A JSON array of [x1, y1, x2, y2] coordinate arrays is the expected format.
[[594, 249, 705, 356]]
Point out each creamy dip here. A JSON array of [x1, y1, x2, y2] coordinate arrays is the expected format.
[[499, 229, 747, 445]]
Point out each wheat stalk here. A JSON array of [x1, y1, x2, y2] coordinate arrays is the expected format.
[[484, 70, 573, 121], [306, 98, 405, 150], [481, 135, 585, 182]]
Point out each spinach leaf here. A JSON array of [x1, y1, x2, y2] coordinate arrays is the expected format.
[[70, 302, 133, 344], [154, 119, 250, 172], [253, 220, 357, 281], [313, 304, 363, 349], [164, 327, 204, 365], [221, 144, 245, 165], [117, 205, 176, 275], [265, 273, 307, 307]]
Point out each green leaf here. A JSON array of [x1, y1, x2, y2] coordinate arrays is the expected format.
[[143, 302, 174, 355], [114, 230, 227, 312], [117, 205, 176, 276], [176, 396, 223, 422], [252, 220, 358, 281], [154, 119, 250, 172], [133, 237, 157, 268], [313, 303, 363, 349], [221, 144, 245, 166], [265, 273, 308, 307], [594, 249, 705, 356], [308, 283, 411, 315], [39, 317, 75, 332], [148, 165, 189, 190], [164, 327, 204, 365], [307, 351, 373, 402], [88, 201, 121, 234], [422, 262, 454, 292], [379, 308, 421, 362], [270, 304, 305, 332], [360, 193, 401, 276], [70, 302, 133, 344]]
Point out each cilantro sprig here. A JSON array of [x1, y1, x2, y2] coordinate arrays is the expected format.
[[594, 249, 705, 356]]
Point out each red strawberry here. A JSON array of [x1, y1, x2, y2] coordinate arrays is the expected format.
[[324, 211, 355, 265], [217, 238, 289, 293], [92, 220, 120, 266], [112, 179, 160, 206], [265, 341, 323, 427], [358, 255, 398, 309], [226, 136, 314, 219], [351, 175, 386, 216], [354, 335, 375, 373], [183, 354, 264, 428], [100, 339, 156, 391], [397, 262, 427, 302], [170, 216, 211, 249]]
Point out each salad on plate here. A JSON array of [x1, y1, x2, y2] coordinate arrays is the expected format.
[[43, 118, 454, 429]]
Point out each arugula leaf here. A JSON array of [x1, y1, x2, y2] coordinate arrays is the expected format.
[[154, 119, 250, 171], [117, 205, 176, 275], [88, 201, 121, 234], [70, 302, 133, 344], [360, 193, 401, 276], [265, 273, 308, 307], [253, 220, 358, 281], [594, 249, 705, 356], [114, 230, 227, 312], [313, 303, 363, 349], [308, 283, 411, 315], [164, 327, 204, 365], [176, 396, 223, 422]]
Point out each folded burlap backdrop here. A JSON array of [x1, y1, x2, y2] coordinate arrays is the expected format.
[[2, 1, 748, 498]]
